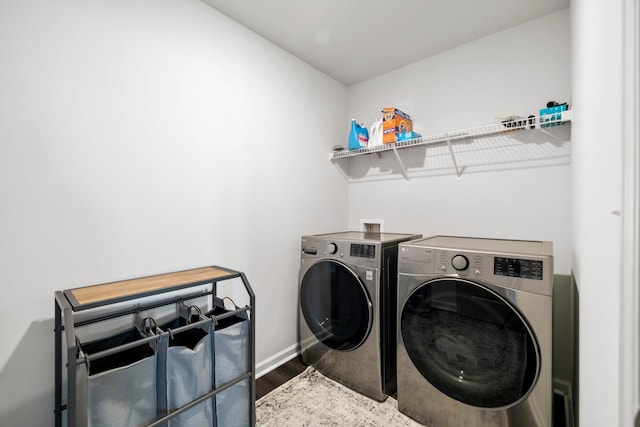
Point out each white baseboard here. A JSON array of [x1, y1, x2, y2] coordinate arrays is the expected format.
[[255, 343, 300, 378]]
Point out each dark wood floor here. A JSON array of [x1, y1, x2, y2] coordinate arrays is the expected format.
[[255, 356, 399, 400], [256, 356, 307, 399]]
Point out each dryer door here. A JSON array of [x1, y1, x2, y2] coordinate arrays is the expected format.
[[400, 277, 539, 408], [300, 260, 372, 351]]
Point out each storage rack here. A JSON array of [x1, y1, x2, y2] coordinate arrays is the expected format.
[[54, 265, 255, 427], [330, 110, 573, 180]]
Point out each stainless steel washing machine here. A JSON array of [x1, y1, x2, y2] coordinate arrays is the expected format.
[[397, 236, 553, 427], [299, 231, 421, 401]]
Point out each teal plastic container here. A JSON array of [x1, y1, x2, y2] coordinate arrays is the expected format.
[[348, 119, 369, 150]]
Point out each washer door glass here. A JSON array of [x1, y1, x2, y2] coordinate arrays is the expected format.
[[400, 278, 539, 408], [300, 260, 372, 351]]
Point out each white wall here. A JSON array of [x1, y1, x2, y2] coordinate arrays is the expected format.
[[571, 0, 629, 425], [0, 1, 347, 425], [346, 9, 573, 275], [4, 2, 633, 426]]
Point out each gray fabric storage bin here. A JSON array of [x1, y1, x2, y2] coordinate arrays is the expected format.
[[215, 377, 250, 427], [76, 327, 158, 427], [205, 299, 251, 427], [157, 310, 214, 427]]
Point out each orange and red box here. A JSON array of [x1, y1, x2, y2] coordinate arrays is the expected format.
[[382, 108, 412, 144]]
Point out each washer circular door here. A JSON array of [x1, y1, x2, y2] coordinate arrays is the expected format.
[[400, 277, 539, 408], [300, 260, 372, 351]]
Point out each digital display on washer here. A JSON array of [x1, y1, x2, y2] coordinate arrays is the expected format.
[[494, 257, 543, 280], [350, 243, 376, 258]]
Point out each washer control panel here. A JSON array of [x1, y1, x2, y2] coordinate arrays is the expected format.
[[451, 254, 469, 271], [493, 256, 543, 281], [398, 239, 553, 295], [437, 250, 486, 277], [327, 242, 338, 255], [436, 251, 545, 281]]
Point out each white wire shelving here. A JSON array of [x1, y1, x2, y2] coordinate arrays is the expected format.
[[330, 110, 573, 181]]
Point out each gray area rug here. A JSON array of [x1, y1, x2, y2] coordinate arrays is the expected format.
[[256, 367, 424, 427]]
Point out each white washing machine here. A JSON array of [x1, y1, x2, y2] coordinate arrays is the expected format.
[[299, 231, 421, 401], [397, 236, 553, 427]]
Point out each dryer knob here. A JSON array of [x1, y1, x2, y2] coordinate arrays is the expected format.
[[451, 255, 469, 271], [327, 243, 338, 255]]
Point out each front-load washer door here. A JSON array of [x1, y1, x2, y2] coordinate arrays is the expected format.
[[400, 277, 539, 408], [300, 260, 372, 351]]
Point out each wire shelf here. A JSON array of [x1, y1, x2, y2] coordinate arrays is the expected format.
[[330, 110, 572, 180]]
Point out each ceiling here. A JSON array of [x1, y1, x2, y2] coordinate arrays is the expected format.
[[201, 0, 569, 86]]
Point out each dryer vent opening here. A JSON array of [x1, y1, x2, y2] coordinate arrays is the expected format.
[[360, 219, 384, 233]]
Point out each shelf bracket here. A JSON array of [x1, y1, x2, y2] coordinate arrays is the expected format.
[[445, 137, 462, 178], [391, 146, 409, 181]]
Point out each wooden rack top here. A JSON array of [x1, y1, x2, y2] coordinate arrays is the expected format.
[[64, 266, 238, 310]]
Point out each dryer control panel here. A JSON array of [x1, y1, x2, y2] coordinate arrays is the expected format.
[[350, 243, 376, 259], [301, 237, 379, 266]]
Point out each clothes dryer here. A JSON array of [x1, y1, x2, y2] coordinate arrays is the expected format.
[[397, 236, 553, 427], [299, 231, 421, 401]]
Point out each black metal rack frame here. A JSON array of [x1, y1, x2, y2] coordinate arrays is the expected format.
[[54, 265, 255, 427]]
